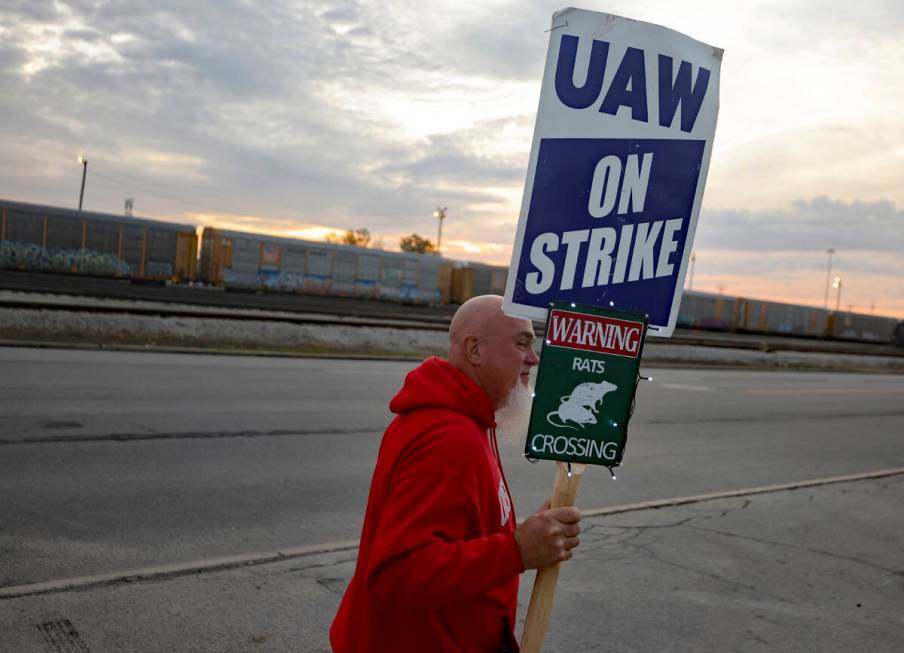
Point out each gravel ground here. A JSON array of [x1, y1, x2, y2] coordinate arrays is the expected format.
[[2, 304, 903, 372], [0, 306, 448, 357]]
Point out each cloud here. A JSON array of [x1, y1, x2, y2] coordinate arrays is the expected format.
[[767, 0, 904, 40], [0, 1, 538, 227], [1, 1, 903, 316], [697, 197, 904, 254], [376, 132, 526, 185]]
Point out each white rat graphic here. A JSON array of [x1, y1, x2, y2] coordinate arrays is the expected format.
[[547, 381, 618, 430]]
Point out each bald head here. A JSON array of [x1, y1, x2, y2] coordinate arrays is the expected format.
[[449, 295, 506, 350], [447, 295, 539, 409]]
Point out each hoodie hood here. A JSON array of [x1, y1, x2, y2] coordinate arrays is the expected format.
[[389, 357, 496, 430]]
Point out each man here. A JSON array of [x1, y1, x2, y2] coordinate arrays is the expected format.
[[330, 295, 582, 652]]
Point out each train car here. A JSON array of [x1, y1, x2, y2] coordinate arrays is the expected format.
[[676, 291, 738, 330], [732, 295, 898, 342], [747, 298, 826, 337], [199, 228, 453, 304], [677, 290, 899, 343], [449, 262, 508, 304], [0, 199, 197, 282], [827, 310, 899, 342]]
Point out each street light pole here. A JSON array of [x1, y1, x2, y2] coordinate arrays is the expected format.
[[433, 206, 447, 255], [78, 156, 88, 211], [832, 275, 842, 313], [823, 248, 835, 309], [688, 251, 696, 290]]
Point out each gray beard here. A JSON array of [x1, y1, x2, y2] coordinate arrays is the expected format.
[[495, 380, 534, 447]]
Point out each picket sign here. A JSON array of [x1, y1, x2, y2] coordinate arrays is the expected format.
[[511, 6, 721, 648]]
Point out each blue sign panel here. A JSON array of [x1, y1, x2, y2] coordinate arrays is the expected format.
[[511, 138, 705, 327]]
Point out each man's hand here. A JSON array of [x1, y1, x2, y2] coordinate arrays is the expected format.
[[513, 505, 582, 569]]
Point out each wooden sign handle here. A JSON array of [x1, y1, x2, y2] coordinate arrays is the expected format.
[[520, 460, 587, 653]]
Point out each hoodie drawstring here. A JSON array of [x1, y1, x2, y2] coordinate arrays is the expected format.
[[489, 427, 516, 525]]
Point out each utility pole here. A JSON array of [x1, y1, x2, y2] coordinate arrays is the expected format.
[[433, 206, 447, 255], [688, 251, 696, 290], [77, 156, 88, 211], [832, 275, 842, 313], [823, 248, 836, 309]]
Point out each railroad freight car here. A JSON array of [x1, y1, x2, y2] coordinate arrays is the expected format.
[[677, 290, 900, 343], [676, 291, 738, 330], [199, 228, 453, 304], [826, 310, 899, 342], [449, 262, 508, 304], [732, 294, 898, 342], [0, 199, 197, 282]]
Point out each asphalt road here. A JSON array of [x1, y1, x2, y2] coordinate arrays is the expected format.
[[2, 346, 903, 592]]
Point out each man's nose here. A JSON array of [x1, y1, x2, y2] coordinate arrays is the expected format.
[[526, 346, 540, 365]]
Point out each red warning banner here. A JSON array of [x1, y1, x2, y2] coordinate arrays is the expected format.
[[547, 309, 643, 358]]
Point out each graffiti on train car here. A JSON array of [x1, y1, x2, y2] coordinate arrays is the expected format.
[[0, 241, 132, 276], [0, 200, 196, 282], [200, 228, 453, 304]]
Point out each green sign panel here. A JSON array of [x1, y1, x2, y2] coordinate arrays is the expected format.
[[525, 302, 648, 467]]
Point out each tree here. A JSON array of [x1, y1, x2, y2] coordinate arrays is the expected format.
[[326, 228, 371, 247], [399, 233, 438, 254]]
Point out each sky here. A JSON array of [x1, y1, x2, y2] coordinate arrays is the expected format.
[[1, 0, 903, 317]]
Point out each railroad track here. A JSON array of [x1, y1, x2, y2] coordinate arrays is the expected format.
[[0, 270, 456, 324], [0, 296, 451, 332], [2, 270, 902, 357]]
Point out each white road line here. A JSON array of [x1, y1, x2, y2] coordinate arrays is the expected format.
[[3, 466, 903, 601], [658, 383, 715, 392], [744, 387, 904, 396]]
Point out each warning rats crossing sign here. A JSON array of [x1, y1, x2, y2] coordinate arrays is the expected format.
[[503, 8, 722, 336], [526, 302, 647, 467]]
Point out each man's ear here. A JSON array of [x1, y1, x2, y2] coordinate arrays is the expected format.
[[463, 335, 481, 365]]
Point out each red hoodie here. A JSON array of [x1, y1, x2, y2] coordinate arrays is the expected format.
[[330, 357, 524, 652]]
